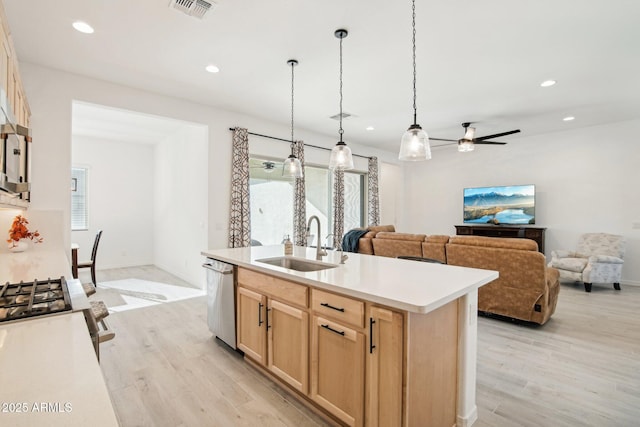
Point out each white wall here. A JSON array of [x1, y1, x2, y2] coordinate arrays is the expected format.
[[402, 118, 640, 285], [20, 63, 400, 272], [379, 162, 403, 227], [153, 125, 208, 287], [71, 136, 154, 268]]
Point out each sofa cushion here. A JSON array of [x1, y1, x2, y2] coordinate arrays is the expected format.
[[367, 224, 396, 233], [549, 257, 588, 273], [448, 235, 538, 251], [422, 235, 449, 264], [372, 233, 425, 258], [376, 232, 426, 242]]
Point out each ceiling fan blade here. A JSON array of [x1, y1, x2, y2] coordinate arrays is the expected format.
[[474, 129, 520, 141], [474, 141, 507, 145], [430, 137, 457, 142]]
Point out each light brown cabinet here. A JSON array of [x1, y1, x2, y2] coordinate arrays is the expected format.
[[236, 269, 310, 394], [366, 306, 403, 427], [237, 268, 405, 426], [310, 315, 365, 427], [236, 286, 267, 365], [267, 299, 308, 393], [0, 3, 29, 128]]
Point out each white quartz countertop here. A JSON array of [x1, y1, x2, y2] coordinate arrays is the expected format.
[[0, 248, 118, 426], [0, 249, 72, 283], [0, 312, 119, 426], [202, 245, 499, 314]]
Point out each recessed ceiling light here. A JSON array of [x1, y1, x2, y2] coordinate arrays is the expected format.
[[205, 64, 220, 73], [563, 116, 575, 121], [540, 80, 556, 87], [72, 21, 94, 34], [366, 126, 375, 131]]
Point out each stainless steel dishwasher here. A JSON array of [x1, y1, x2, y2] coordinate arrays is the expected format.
[[203, 259, 236, 349]]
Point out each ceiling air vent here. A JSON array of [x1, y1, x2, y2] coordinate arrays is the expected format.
[[330, 112, 353, 120], [169, 0, 215, 19]]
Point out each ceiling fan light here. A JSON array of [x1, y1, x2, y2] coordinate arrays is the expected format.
[[399, 124, 431, 161], [458, 139, 475, 152], [282, 155, 303, 178], [463, 126, 476, 140], [263, 161, 276, 173], [329, 141, 354, 170]]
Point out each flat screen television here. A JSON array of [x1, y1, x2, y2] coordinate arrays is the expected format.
[[463, 184, 535, 225]]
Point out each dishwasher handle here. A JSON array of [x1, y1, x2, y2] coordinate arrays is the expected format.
[[202, 262, 234, 274]]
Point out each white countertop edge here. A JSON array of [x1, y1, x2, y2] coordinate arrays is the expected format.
[[202, 247, 498, 314]]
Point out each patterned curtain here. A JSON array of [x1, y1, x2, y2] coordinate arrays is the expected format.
[[228, 128, 251, 248], [367, 156, 380, 226], [293, 141, 307, 246], [332, 169, 345, 249]]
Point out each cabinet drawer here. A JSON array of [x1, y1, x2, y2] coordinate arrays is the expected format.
[[238, 268, 308, 307], [312, 289, 364, 328]]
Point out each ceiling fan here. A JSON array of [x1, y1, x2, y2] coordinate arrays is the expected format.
[[250, 160, 286, 174], [430, 122, 520, 152]]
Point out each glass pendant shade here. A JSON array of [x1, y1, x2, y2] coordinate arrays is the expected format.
[[458, 139, 475, 152], [399, 124, 431, 161], [282, 154, 303, 178], [329, 141, 354, 170]]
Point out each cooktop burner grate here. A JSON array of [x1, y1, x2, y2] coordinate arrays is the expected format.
[[0, 277, 72, 322]]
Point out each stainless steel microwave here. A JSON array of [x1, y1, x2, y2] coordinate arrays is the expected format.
[[0, 122, 31, 195]]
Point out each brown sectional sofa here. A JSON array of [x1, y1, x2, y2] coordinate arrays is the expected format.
[[446, 236, 560, 325], [355, 226, 560, 325]]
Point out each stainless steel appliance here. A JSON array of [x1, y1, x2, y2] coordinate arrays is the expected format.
[[0, 276, 112, 360], [0, 88, 31, 197], [203, 259, 236, 349]]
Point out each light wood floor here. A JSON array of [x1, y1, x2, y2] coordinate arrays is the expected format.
[[91, 267, 640, 426]]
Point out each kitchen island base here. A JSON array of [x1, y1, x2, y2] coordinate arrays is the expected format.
[[235, 266, 480, 427]]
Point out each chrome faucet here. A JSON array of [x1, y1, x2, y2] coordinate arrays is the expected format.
[[307, 216, 327, 260]]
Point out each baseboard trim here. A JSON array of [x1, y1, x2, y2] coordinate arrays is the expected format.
[[621, 280, 640, 287], [457, 405, 478, 427], [154, 261, 199, 288]]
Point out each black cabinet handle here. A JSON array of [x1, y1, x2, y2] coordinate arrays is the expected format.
[[369, 318, 376, 354], [320, 302, 345, 312], [321, 324, 345, 336], [258, 302, 264, 326], [266, 307, 271, 330]]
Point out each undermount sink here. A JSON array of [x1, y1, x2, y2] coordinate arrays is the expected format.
[[256, 256, 338, 272]]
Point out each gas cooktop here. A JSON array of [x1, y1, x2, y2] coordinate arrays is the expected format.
[[0, 277, 72, 323]]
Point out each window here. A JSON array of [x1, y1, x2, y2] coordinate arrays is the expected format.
[[249, 158, 366, 247], [71, 167, 88, 230]]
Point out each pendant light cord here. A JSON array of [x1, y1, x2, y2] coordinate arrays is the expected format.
[[290, 60, 295, 154], [339, 34, 344, 142], [412, 0, 417, 126]]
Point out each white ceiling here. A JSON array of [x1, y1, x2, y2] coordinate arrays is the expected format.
[[72, 101, 190, 144], [5, 0, 640, 152]]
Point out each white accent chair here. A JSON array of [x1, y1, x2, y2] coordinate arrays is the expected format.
[[549, 233, 626, 292]]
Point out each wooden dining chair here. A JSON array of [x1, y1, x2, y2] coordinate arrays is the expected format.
[[78, 230, 103, 288]]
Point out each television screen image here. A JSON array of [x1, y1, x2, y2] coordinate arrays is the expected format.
[[463, 184, 535, 225]]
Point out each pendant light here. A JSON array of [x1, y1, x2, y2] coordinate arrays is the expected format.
[[329, 29, 354, 170], [282, 59, 304, 178], [398, 0, 431, 161]]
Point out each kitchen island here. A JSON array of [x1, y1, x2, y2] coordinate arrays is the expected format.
[[0, 249, 118, 427], [202, 245, 498, 427]]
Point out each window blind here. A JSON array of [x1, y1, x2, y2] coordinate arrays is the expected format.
[[71, 167, 88, 230]]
